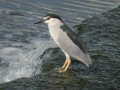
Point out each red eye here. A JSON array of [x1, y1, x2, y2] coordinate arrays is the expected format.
[[47, 16, 51, 20]]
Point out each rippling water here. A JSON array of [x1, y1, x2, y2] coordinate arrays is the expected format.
[[0, 0, 119, 83]]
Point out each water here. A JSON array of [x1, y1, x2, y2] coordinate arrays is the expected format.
[[0, 0, 119, 84]]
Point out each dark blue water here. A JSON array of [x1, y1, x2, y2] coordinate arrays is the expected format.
[[0, 0, 119, 83]]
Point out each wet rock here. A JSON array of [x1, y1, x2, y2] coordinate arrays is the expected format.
[[0, 5, 120, 90]]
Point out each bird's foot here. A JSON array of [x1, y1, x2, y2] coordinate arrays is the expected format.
[[54, 58, 71, 73], [59, 69, 66, 73], [54, 67, 66, 73]]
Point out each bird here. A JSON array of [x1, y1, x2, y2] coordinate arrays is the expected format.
[[34, 14, 92, 73]]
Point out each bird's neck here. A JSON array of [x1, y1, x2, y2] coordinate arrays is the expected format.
[[48, 20, 63, 28]]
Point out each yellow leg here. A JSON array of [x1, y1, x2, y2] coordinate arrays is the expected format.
[[61, 59, 68, 69], [59, 58, 71, 73], [54, 51, 71, 73]]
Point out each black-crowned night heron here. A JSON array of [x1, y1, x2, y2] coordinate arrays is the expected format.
[[34, 14, 92, 73]]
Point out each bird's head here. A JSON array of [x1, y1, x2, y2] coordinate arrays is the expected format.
[[34, 14, 63, 25]]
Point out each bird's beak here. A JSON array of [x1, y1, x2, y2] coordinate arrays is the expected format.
[[34, 19, 45, 24]]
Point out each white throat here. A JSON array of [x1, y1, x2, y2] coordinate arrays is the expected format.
[[47, 19, 64, 45], [48, 18, 63, 26]]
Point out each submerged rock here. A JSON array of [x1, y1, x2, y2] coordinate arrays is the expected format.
[[0, 5, 120, 90]]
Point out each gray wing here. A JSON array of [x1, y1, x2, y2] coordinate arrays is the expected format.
[[60, 24, 87, 54]]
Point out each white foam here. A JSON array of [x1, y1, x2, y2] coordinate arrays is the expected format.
[[3, 39, 57, 82]]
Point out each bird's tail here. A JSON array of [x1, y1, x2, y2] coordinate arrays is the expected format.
[[77, 53, 92, 67]]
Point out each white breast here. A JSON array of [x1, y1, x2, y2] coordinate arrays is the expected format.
[[48, 20, 64, 46]]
